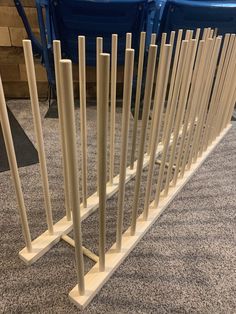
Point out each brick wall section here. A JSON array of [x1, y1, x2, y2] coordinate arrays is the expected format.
[[0, 1, 125, 99]]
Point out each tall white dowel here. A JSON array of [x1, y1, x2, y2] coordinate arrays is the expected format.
[[126, 32, 132, 49], [0, 76, 32, 252], [23, 40, 53, 234], [109, 34, 118, 185], [96, 37, 103, 194], [130, 32, 146, 169], [130, 44, 157, 236], [53, 40, 71, 221], [148, 33, 167, 155], [78, 36, 88, 208], [116, 49, 134, 251], [98, 53, 110, 272], [60, 59, 85, 295], [143, 43, 173, 220], [162, 29, 183, 143]]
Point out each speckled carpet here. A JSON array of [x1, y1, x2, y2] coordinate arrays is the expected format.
[[0, 100, 235, 314]]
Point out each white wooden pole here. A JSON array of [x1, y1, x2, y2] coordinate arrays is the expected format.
[[155, 39, 196, 206], [60, 59, 85, 295], [78, 36, 88, 208], [23, 40, 54, 234], [186, 39, 214, 170], [96, 37, 103, 194], [162, 29, 183, 143], [130, 32, 146, 169], [148, 33, 166, 155], [126, 32, 132, 49], [109, 34, 118, 185], [116, 49, 134, 251], [143, 43, 173, 220], [130, 44, 157, 236], [201, 34, 230, 147], [164, 40, 188, 195], [189, 38, 215, 164], [0, 76, 32, 252], [98, 53, 110, 271], [171, 38, 199, 185], [53, 40, 72, 221], [175, 40, 205, 179], [151, 33, 156, 45]]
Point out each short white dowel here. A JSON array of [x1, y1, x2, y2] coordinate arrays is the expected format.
[[0, 76, 32, 252], [60, 59, 85, 295], [78, 36, 88, 208], [126, 32, 132, 49], [23, 40, 54, 234]]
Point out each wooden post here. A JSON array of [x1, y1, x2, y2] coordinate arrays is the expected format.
[[53, 41, 72, 221], [162, 29, 183, 143], [155, 39, 197, 206], [174, 40, 206, 179], [193, 37, 221, 162], [98, 53, 110, 271], [96, 37, 103, 194], [0, 75, 32, 252], [60, 59, 85, 295], [148, 33, 167, 155], [171, 38, 199, 184], [161, 39, 189, 194], [126, 32, 132, 49], [151, 33, 156, 45], [143, 44, 173, 220], [130, 44, 157, 235], [130, 32, 146, 169], [116, 49, 134, 251], [78, 36, 88, 208], [23, 40, 54, 234], [203, 34, 230, 147], [109, 34, 118, 184]]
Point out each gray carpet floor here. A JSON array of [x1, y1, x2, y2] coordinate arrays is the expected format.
[[0, 100, 235, 314]]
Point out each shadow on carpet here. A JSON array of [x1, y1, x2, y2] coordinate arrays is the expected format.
[[0, 108, 38, 172]]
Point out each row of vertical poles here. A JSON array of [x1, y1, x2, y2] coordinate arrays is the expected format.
[[1, 29, 235, 299]]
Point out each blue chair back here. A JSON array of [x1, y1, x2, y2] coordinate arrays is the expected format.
[[159, 0, 236, 36], [50, 0, 151, 65]]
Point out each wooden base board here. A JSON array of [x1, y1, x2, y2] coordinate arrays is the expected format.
[[19, 140, 167, 265], [69, 124, 231, 310]]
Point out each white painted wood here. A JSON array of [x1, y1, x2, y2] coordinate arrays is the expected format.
[[126, 32, 132, 49], [116, 49, 134, 251], [109, 34, 118, 184], [131, 45, 157, 235], [61, 235, 99, 263], [162, 29, 183, 143], [0, 76, 32, 252], [23, 40, 54, 234], [148, 33, 166, 154], [143, 43, 173, 220], [96, 37, 103, 194], [130, 32, 146, 169], [98, 53, 110, 271], [78, 36, 88, 208], [60, 59, 85, 295], [53, 40, 72, 221], [69, 124, 231, 310]]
